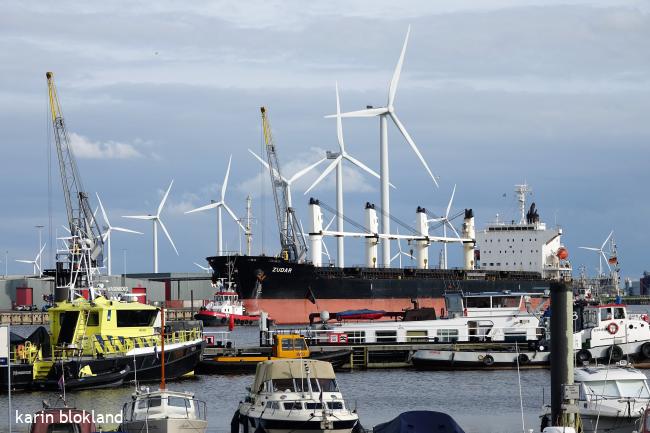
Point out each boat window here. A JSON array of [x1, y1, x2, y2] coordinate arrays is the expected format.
[[586, 381, 620, 398], [465, 297, 491, 308], [437, 329, 459, 343], [273, 379, 295, 392], [282, 339, 293, 351], [57, 311, 80, 345], [600, 308, 612, 322], [327, 401, 344, 410], [305, 402, 323, 409], [375, 330, 397, 343], [87, 312, 99, 326], [168, 397, 190, 408], [583, 310, 598, 328], [318, 378, 339, 392], [294, 338, 307, 350], [116, 310, 158, 327], [294, 378, 308, 392], [614, 308, 625, 320], [283, 402, 302, 410], [491, 296, 519, 308], [148, 397, 162, 407], [265, 401, 280, 410], [46, 424, 80, 433], [137, 399, 148, 409], [406, 330, 428, 343], [617, 380, 650, 398], [346, 331, 365, 344]]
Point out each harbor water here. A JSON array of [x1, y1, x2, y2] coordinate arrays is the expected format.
[[1, 320, 647, 433]]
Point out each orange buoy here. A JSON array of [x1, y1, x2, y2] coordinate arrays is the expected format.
[[556, 247, 569, 260]]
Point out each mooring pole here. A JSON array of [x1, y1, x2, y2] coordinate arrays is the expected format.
[[550, 279, 574, 426]]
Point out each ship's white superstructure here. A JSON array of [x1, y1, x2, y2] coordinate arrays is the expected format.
[[476, 184, 571, 279]]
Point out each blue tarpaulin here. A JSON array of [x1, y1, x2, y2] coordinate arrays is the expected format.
[[373, 411, 466, 433]]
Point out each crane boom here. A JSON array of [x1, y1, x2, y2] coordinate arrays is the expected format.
[[260, 106, 307, 262], [46, 72, 104, 268]]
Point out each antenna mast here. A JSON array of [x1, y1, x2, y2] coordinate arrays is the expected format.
[[514, 183, 532, 224], [259, 107, 307, 262]]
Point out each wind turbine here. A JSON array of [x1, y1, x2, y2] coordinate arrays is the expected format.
[[248, 150, 325, 209], [306, 82, 382, 267], [123, 180, 178, 273], [390, 229, 414, 268], [579, 230, 614, 276], [185, 156, 246, 256], [16, 243, 46, 277], [331, 25, 439, 268], [428, 185, 460, 269], [96, 193, 142, 275]]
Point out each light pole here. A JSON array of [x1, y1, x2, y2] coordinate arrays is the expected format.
[[35, 225, 44, 274]]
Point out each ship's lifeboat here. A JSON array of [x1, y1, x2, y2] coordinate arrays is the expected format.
[[556, 247, 569, 260]]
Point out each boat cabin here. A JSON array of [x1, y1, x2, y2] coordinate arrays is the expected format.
[[576, 303, 650, 351], [271, 334, 310, 358], [122, 389, 207, 422], [445, 291, 547, 318]]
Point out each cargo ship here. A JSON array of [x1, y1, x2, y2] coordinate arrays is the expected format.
[[207, 185, 573, 324]]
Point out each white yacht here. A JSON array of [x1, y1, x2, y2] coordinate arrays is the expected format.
[[120, 387, 208, 433], [234, 359, 361, 433], [576, 364, 650, 433], [542, 363, 650, 433]]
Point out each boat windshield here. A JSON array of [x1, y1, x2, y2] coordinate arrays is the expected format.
[[584, 380, 650, 399], [268, 378, 339, 393]]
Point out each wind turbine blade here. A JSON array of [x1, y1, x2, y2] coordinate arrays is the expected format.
[[325, 107, 388, 118], [95, 193, 110, 227], [304, 156, 341, 195], [123, 215, 156, 220], [344, 153, 380, 180], [389, 112, 438, 187], [388, 25, 411, 107], [447, 221, 461, 239], [112, 227, 143, 235], [157, 219, 179, 255], [391, 252, 400, 263], [445, 184, 457, 218], [335, 82, 346, 153], [15, 260, 33, 264], [35, 243, 47, 261], [578, 247, 600, 251], [601, 251, 611, 272], [184, 201, 222, 214], [325, 216, 336, 231], [61, 225, 71, 234], [101, 230, 110, 242], [288, 157, 326, 184], [194, 262, 209, 271], [223, 203, 246, 231], [601, 230, 614, 250], [248, 149, 283, 181], [221, 155, 232, 201], [157, 180, 174, 217]]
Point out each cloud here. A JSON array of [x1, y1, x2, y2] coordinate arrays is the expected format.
[[69, 132, 144, 159]]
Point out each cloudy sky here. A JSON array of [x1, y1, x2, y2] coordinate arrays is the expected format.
[[1, 0, 649, 280]]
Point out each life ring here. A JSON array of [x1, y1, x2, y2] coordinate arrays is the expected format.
[[482, 354, 495, 367], [517, 353, 529, 365], [607, 322, 619, 335]]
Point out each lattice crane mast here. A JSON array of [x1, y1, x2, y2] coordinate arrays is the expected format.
[[46, 72, 104, 274], [260, 106, 307, 262]]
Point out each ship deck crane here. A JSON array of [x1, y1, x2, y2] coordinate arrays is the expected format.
[[46, 72, 104, 287], [260, 107, 307, 262]]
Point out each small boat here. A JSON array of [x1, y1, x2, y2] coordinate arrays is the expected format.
[[198, 334, 351, 374], [194, 286, 260, 326], [233, 359, 360, 433], [29, 399, 97, 433], [333, 309, 386, 321], [119, 387, 208, 433], [541, 362, 650, 433], [411, 345, 549, 370], [33, 363, 131, 391], [119, 307, 208, 433]]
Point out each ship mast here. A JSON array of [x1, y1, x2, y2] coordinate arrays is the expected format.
[[46, 72, 104, 291], [259, 107, 307, 262], [514, 183, 532, 224]]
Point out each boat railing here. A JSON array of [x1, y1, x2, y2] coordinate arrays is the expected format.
[[11, 341, 42, 364], [203, 331, 233, 348], [51, 327, 203, 359], [260, 325, 545, 346], [122, 396, 208, 421]]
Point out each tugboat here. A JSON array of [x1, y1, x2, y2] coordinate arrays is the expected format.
[[233, 359, 360, 433], [194, 279, 260, 326]]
